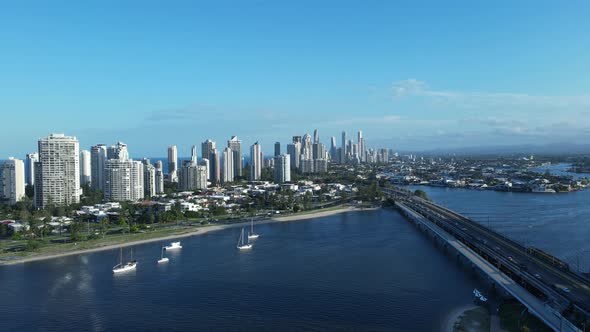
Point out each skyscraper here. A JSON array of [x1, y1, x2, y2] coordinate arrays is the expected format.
[[107, 142, 129, 160], [274, 142, 281, 156], [313, 129, 319, 144], [341, 131, 347, 164], [104, 159, 144, 202], [191, 145, 198, 164], [222, 147, 234, 183], [358, 130, 366, 162], [142, 159, 156, 198], [274, 154, 291, 184], [250, 142, 262, 181], [178, 162, 207, 191], [209, 149, 221, 183], [167, 145, 178, 183], [90, 144, 107, 190], [154, 160, 164, 194], [80, 150, 91, 186], [330, 137, 337, 162], [201, 139, 216, 160], [292, 136, 302, 144], [287, 143, 301, 170], [300, 134, 314, 173], [0, 157, 25, 205], [227, 136, 243, 178], [35, 134, 81, 208], [25, 153, 38, 186]]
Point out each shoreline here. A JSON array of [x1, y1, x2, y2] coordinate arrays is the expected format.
[[444, 305, 479, 332], [0, 206, 379, 266]]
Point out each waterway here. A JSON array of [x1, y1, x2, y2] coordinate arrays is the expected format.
[[0, 209, 486, 331]]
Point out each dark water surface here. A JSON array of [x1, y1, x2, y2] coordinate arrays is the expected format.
[[0, 209, 484, 331]]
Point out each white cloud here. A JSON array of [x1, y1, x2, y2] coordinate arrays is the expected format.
[[391, 79, 590, 111], [328, 115, 401, 126]]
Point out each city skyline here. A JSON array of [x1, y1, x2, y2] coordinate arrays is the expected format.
[[2, 2, 590, 156]]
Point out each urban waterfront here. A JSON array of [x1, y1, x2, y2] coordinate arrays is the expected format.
[[0, 209, 485, 331]]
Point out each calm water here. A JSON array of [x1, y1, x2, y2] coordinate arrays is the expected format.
[[0, 209, 485, 331], [404, 185, 590, 272], [529, 162, 590, 180]]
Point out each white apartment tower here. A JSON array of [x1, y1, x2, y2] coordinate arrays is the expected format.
[[142, 159, 156, 198], [80, 150, 91, 186], [0, 157, 25, 205], [227, 136, 243, 178], [167, 145, 178, 183], [274, 154, 291, 184], [250, 142, 263, 181], [287, 142, 301, 170], [35, 134, 81, 208], [154, 160, 164, 194], [104, 159, 144, 202], [191, 145, 198, 164], [179, 162, 208, 191], [222, 147, 234, 183]]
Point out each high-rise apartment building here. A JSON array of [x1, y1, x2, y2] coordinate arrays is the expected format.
[[274, 142, 281, 156], [330, 137, 337, 162], [107, 142, 129, 160], [90, 144, 107, 190], [191, 145, 197, 164], [274, 154, 291, 184], [25, 153, 38, 186], [167, 145, 178, 183], [0, 157, 25, 205], [287, 143, 301, 170], [154, 160, 164, 194], [104, 159, 144, 202], [80, 150, 91, 186], [341, 131, 347, 164], [209, 149, 221, 183], [227, 136, 243, 178], [178, 161, 208, 191], [142, 159, 156, 198], [250, 142, 262, 181], [35, 134, 81, 208], [222, 147, 234, 183]]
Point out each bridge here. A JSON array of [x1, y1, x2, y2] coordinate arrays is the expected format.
[[383, 188, 590, 332]]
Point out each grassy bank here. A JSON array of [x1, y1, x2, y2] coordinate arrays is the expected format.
[[0, 205, 369, 265], [499, 301, 552, 332]]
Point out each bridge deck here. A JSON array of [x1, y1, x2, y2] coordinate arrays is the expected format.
[[396, 202, 567, 331]]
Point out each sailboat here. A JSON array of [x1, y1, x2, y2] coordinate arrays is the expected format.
[[248, 218, 259, 240], [113, 247, 137, 273], [237, 228, 253, 250], [157, 246, 169, 264]]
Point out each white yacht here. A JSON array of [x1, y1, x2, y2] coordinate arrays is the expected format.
[[164, 241, 182, 250], [237, 228, 253, 250], [113, 248, 137, 273], [248, 218, 259, 240], [157, 246, 169, 264]]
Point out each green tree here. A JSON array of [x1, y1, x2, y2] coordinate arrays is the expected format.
[[118, 216, 127, 233], [413, 189, 430, 200], [99, 218, 110, 238], [69, 221, 83, 241]]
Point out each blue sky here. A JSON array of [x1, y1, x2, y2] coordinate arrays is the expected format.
[[1, 1, 589, 157]]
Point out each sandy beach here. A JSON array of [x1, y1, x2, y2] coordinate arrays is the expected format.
[[0, 206, 378, 266], [444, 305, 479, 332]]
